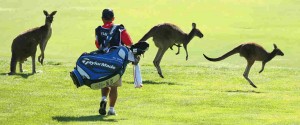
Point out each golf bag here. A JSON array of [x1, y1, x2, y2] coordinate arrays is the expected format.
[[70, 42, 149, 90]]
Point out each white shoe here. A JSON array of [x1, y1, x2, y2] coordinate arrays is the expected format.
[[107, 110, 117, 115]]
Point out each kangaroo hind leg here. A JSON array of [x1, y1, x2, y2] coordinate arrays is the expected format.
[[243, 60, 257, 88], [153, 48, 167, 78]]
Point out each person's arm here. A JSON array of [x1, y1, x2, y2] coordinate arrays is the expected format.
[[121, 30, 133, 47]]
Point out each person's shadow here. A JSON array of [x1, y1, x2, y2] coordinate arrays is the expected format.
[[52, 115, 121, 122]]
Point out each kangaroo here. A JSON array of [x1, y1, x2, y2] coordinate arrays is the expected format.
[[139, 23, 204, 78], [203, 43, 284, 88], [8, 10, 57, 75]]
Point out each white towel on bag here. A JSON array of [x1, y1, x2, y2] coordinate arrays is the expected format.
[[133, 64, 143, 88]]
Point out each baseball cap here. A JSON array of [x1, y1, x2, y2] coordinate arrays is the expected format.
[[102, 8, 114, 20]]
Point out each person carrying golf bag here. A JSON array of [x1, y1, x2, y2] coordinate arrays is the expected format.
[[70, 8, 148, 115]]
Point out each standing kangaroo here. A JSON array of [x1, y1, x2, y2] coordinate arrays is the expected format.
[[203, 43, 284, 88], [139, 23, 204, 78], [8, 10, 57, 75]]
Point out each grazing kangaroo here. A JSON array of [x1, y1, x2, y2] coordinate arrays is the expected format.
[[8, 10, 57, 75], [203, 43, 284, 88], [139, 23, 204, 78]]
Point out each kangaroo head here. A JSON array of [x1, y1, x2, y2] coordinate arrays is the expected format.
[[43, 10, 57, 25], [273, 44, 284, 56], [191, 23, 204, 38]]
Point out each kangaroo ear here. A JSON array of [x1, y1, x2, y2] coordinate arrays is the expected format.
[[43, 10, 49, 16], [273, 44, 277, 49], [50, 11, 57, 16], [192, 23, 196, 28]]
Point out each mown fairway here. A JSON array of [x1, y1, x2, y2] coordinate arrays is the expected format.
[[0, 0, 299, 124]]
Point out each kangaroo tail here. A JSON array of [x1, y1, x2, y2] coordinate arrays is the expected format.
[[203, 45, 241, 62], [138, 26, 157, 42]]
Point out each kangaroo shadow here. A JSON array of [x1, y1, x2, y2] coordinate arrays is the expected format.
[[52, 115, 120, 122], [225, 90, 264, 94], [125, 80, 177, 85], [0, 72, 33, 79], [46, 61, 62, 65]]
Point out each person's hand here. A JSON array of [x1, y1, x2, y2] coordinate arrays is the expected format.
[[132, 55, 140, 65]]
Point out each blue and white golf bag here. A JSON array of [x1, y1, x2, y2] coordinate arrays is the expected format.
[[70, 46, 131, 89], [70, 42, 149, 90]]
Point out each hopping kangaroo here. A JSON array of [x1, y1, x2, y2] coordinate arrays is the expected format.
[[139, 23, 204, 78], [203, 43, 284, 88], [8, 10, 57, 75]]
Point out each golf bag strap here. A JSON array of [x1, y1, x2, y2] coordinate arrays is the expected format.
[[100, 24, 121, 52]]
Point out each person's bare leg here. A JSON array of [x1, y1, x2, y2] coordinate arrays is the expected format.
[[102, 87, 110, 97], [107, 79, 121, 115], [108, 86, 118, 115], [109, 86, 118, 107]]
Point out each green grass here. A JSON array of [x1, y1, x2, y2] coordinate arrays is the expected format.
[[1, 0, 299, 124]]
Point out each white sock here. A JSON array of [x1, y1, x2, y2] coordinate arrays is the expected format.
[[101, 96, 107, 101], [109, 107, 114, 111]]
